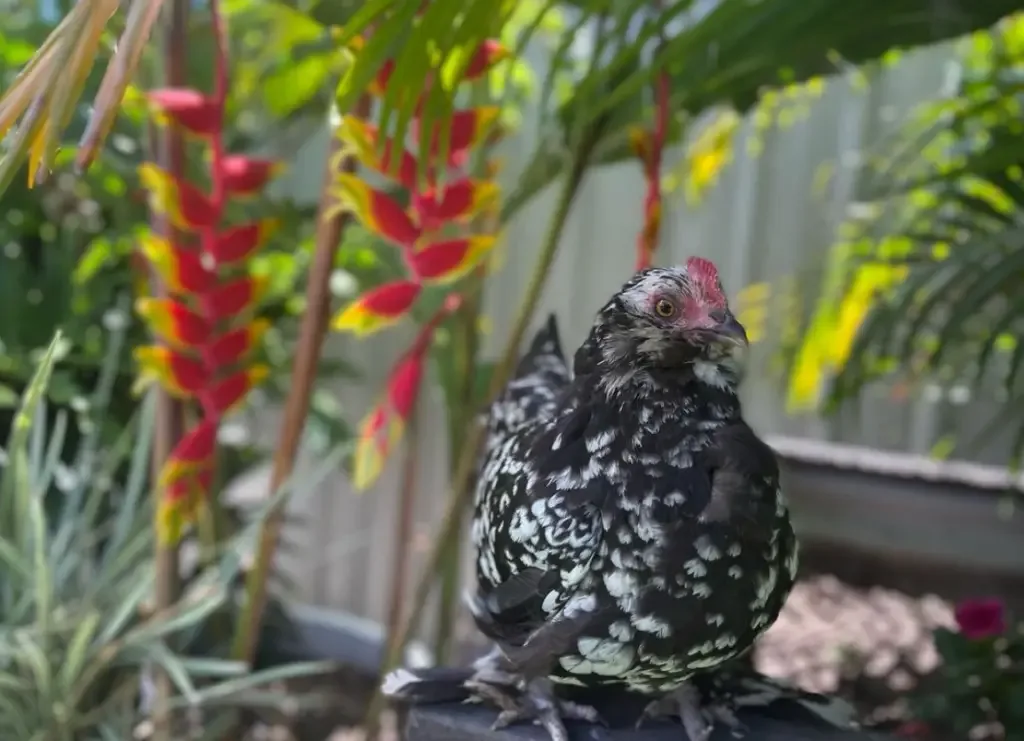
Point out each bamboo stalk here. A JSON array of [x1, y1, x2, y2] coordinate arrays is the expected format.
[[149, 1, 190, 739], [231, 95, 373, 665]]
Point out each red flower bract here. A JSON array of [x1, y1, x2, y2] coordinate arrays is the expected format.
[[200, 276, 267, 319], [148, 88, 221, 135], [211, 220, 277, 265], [409, 236, 495, 283], [954, 598, 1006, 639], [221, 155, 281, 195], [334, 174, 421, 248], [387, 352, 425, 419], [464, 40, 509, 80]]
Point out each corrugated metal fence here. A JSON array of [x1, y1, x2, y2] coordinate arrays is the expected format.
[[232, 42, 1008, 630]]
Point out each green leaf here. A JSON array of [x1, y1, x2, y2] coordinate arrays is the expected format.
[[263, 53, 335, 116], [176, 660, 336, 706], [125, 588, 227, 643], [933, 627, 972, 666], [145, 643, 200, 704], [0, 384, 16, 409], [73, 237, 115, 284], [58, 611, 102, 692]]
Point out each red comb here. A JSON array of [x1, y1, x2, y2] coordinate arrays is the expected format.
[[686, 256, 719, 286]]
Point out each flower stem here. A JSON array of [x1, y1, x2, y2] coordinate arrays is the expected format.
[[230, 94, 372, 666], [197, 0, 226, 415], [364, 117, 604, 723], [149, 1, 190, 739], [432, 274, 486, 660]]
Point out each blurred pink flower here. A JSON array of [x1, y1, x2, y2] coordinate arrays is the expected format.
[[954, 598, 1006, 640]]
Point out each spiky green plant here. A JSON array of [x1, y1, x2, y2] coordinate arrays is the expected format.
[[0, 327, 336, 740]]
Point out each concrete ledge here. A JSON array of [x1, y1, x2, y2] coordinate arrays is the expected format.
[[405, 702, 888, 741], [769, 436, 1024, 579]]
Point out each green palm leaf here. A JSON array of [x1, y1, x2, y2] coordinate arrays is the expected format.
[[1, 0, 1019, 202], [790, 15, 1024, 463]]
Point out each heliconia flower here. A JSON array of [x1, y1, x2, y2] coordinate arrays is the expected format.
[[335, 116, 417, 190], [413, 107, 500, 162], [350, 406, 389, 491], [157, 466, 214, 545], [387, 350, 426, 420], [409, 237, 496, 283], [201, 365, 270, 416], [139, 234, 216, 295], [333, 173, 420, 248], [164, 466, 213, 504], [159, 418, 218, 487], [138, 163, 219, 230], [136, 298, 212, 348], [208, 220, 279, 266], [220, 155, 282, 196], [412, 178, 500, 230], [200, 275, 269, 320], [148, 88, 221, 136], [463, 40, 509, 80], [134, 346, 207, 397], [333, 280, 421, 336], [202, 319, 270, 368]]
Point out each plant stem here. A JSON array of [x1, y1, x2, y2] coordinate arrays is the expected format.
[[384, 408, 421, 646], [433, 76, 497, 659], [231, 95, 372, 665], [366, 409, 421, 741], [365, 119, 602, 720], [149, 1, 190, 739], [432, 272, 485, 662]]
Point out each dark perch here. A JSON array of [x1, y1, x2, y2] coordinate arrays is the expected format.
[[405, 702, 890, 741]]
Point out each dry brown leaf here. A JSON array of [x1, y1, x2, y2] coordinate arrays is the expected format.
[[76, 0, 168, 171]]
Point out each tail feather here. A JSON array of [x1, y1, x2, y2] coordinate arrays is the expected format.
[[383, 663, 860, 730], [514, 314, 566, 379], [694, 671, 859, 729], [381, 666, 475, 705], [484, 314, 571, 443]]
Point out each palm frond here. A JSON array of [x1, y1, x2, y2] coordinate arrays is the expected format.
[[2, 0, 1018, 202], [501, 0, 1023, 223], [786, 15, 1024, 462]]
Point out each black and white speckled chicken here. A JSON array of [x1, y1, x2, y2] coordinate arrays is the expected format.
[[385, 260, 803, 740]]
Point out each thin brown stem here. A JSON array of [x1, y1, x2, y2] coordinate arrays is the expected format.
[[149, 1, 190, 739], [367, 409, 422, 741], [231, 94, 373, 665], [384, 408, 421, 645], [432, 269, 486, 661]]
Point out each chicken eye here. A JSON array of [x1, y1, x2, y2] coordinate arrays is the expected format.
[[654, 299, 676, 318]]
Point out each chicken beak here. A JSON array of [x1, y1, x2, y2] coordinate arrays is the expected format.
[[709, 310, 748, 347]]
